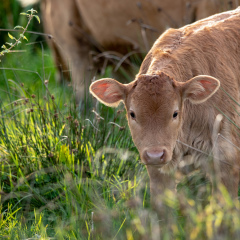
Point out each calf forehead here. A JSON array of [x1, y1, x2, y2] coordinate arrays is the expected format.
[[129, 73, 179, 110]]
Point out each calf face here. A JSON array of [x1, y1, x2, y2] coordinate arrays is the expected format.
[[90, 72, 220, 169]]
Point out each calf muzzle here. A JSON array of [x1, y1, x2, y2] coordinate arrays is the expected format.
[[142, 148, 167, 166]]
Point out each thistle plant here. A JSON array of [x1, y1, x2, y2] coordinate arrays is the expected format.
[[0, 8, 40, 61]]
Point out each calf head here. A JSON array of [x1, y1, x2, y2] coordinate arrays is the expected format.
[[90, 72, 220, 169]]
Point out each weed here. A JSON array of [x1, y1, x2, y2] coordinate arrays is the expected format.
[[1, 9, 40, 61]]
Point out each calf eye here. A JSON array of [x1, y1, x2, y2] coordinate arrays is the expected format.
[[173, 111, 179, 119], [130, 111, 136, 119]]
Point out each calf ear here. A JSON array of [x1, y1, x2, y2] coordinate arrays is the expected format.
[[182, 75, 220, 104], [89, 78, 127, 107]]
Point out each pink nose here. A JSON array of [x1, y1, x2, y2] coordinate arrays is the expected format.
[[143, 149, 166, 165], [146, 151, 164, 159]]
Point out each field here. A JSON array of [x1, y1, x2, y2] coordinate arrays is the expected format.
[[1, 2, 240, 240]]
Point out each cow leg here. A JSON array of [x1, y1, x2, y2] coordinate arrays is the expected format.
[[41, 0, 95, 101], [48, 40, 71, 83], [146, 165, 176, 215]]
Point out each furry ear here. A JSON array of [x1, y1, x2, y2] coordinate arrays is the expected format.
[[182, 75, 220, 104], [89, 78, 127, 107]]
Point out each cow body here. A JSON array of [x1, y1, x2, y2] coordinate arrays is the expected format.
[[90, 8, 240, 205], [20, 0, 238, 99]]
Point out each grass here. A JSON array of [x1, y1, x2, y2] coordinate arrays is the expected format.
[[1, 4, 240, 240]]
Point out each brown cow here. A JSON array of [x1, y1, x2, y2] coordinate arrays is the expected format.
[[20, 0, 238, 100], [90, 8, 240, 207]]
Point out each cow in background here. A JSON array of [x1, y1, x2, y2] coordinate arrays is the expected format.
[[19, 0, 238, 100]]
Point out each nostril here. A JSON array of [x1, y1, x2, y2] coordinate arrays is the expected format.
[[146, 150, 165, 160]]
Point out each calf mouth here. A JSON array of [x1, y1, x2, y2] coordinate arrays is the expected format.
[[142, 162, 168, 168]]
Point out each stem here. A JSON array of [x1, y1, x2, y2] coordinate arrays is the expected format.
[[0, 29, 52, 38], [6, 15, 33, 53]]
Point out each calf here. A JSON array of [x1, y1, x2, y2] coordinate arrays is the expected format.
[[90, 8, 240, 203]]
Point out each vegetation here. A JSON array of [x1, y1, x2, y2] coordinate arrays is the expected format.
[[0, 3, 240, 240], [0, 8, 40, 61]]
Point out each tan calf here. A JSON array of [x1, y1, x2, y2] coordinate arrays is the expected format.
[[90, 8, 240, 204]]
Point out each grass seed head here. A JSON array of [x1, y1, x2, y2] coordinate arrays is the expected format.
[[27, 108, 33, 113], [120, 126, 125, 131], [74, 119, 79, 127], [66, 115, 72, 121]]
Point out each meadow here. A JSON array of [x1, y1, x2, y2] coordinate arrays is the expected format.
[[0, 2, 240, 240]]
